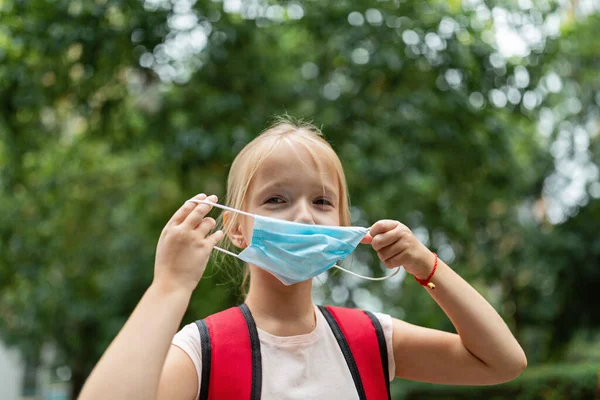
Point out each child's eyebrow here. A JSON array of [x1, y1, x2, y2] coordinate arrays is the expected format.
[[316, 184, 339, 198], [255, 181, 287, 193], [257, 181, 338, 199]]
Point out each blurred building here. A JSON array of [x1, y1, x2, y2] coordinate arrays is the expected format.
[[0, 341, 24, 400], [0, 340, 70, 400]]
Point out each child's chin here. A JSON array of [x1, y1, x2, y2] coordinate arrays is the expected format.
[[249, 265, 309, 287]]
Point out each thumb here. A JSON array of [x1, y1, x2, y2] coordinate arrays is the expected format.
[[209, 230, 224, 246], [360, 232, 372, 244]]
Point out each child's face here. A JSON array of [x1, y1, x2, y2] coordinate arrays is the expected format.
[[240, 142, 340, 241]]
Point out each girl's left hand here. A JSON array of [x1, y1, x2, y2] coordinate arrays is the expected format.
[[361, 220, 436, 280]]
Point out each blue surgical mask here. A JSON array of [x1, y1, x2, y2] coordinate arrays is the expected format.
[[187, 199, 400, 285]]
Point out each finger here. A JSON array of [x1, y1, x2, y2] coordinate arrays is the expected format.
[[208, 230, 225, 246], [384, 254, 405, 269], [168, 193, 207, 226], [184, 194, 218, 229], [194, 217, 216, 238], [360, 232, 373, 244], [378, 240, 406, 263], [369, 219, 399, 237], [371, 227, 401, 251]]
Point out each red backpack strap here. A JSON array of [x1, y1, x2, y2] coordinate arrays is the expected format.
[[319, 305, 391, 400], [194, 304, 262, 400]]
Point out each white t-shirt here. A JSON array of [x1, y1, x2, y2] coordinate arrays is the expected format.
[[172, 304, 396, 400]]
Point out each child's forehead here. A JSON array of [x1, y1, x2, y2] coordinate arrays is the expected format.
[[250, 140, 340, 190]]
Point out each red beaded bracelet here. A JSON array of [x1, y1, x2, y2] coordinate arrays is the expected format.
[[414, 252, 438, 289]]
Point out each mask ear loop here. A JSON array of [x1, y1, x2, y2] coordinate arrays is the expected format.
[[332, 228, 402, 281], [185, 199, 254, 258], [186, 198, 403, 280], [332, 264, 401, 281]]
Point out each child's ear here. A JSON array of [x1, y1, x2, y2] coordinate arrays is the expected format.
[[223, 211, 247, 248]]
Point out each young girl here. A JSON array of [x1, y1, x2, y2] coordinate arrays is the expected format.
[[78, 121, 526, 400]]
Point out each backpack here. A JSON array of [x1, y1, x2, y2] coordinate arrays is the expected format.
[[194, 304, 391, 400]]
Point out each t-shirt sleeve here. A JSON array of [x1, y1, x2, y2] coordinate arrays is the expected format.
[[172, 322, 202, 400], [373, 312, 396, 382]]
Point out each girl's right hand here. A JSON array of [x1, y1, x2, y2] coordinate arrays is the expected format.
[[152, 193, 224, 294]]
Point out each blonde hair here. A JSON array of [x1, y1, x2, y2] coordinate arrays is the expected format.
[[216, 117, 351, 295]]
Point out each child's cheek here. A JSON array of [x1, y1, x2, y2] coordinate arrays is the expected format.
[[242, 215, 254, 245]]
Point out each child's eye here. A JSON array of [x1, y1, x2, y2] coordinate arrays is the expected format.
[[314, 198, 333, 206], [265, 197, 285, 204]]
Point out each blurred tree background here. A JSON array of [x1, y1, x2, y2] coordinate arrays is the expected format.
[[1, 0, 599, 398]]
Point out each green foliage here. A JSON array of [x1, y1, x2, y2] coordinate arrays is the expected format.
[[509, 12, 600, 360], [533, 198, 600, 356], [0, 0, 599, 396], [395, 363, 600, 400]]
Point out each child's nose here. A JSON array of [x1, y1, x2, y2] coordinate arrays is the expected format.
[[294, 200, 315, 225]]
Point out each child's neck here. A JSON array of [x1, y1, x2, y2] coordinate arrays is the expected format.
[[244, 269, 316, 337]]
